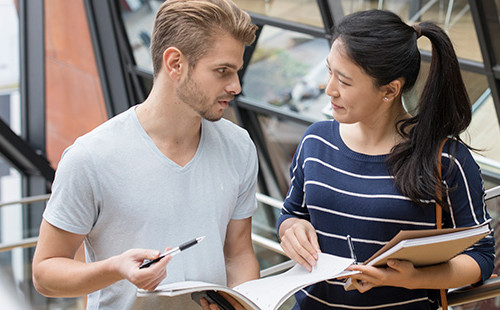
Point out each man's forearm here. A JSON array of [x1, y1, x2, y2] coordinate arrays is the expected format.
[[33, 256, 122, 297], [225, 252, 260, 288]]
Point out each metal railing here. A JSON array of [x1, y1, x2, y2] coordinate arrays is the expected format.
[[255, 186, 500, 307], [0, 194, 50, 252], [476, 154, 500, 184], [0, 193, 293, 279], [0, 193, 287, 255], [2, 190, 500, 307], [0, 194, 50, 208], [448, 276, 500, 306]]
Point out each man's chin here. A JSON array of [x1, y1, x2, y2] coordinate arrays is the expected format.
[[199, 106, 226, 122], [202, 113, 223, 122]]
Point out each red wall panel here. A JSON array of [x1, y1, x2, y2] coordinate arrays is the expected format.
[[45, 0, 107, 168]]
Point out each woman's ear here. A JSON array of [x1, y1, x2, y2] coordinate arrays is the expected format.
[[162, 47, 184, 80], [382, 78, 405, 102]]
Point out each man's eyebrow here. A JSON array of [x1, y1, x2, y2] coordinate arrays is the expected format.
[[216, 63, 243, 71], [326, 59, 352, 80]]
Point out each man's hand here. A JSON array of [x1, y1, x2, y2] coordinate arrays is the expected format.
[[112, 247, 172, 291], [279, 218, 321, 272], [32, 220, 174, 297]]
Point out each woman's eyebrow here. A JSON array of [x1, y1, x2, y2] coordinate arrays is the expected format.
[[326, 59, 352, 81], [335, 70, 352, 81]]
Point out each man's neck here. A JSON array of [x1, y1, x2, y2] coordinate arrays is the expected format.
[[135, 88, 203, 167]]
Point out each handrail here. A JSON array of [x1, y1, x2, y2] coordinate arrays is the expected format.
[[0, 194, 50, 208], [2, 192, 500, 308], [0, 237, 38, 252], [486, 185, 500, 200], [0, 194, 50, 252], [0, 193, 289, 253], [251, 233, 285, 256], [254, 189, 500, 307], [448, 277, 500, 306], [260, 260, 295, 278], [256, 192, 283, 210], [474, 154, 500, 178], [474, 154, 500, 170]]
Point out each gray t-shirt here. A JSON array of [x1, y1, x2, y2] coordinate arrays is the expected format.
[[43, 107, 258, 309]]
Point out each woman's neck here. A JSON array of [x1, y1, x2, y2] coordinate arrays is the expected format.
[[339, 103, 410, 155]]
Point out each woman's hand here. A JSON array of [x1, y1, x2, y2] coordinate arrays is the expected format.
[[279, 218, 321, 272], [347, 259, 418, 293]]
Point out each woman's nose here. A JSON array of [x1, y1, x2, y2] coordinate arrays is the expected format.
[[325, 78, 340, 98]]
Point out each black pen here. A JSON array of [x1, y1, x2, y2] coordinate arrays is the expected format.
[[346, 235, 358, 265], [139, 236, 206, 269]]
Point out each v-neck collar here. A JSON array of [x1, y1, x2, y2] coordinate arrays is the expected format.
[[131, 107, 205, 171]]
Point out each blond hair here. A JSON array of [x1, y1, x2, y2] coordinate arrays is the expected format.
[[150, 0, 257, 77]]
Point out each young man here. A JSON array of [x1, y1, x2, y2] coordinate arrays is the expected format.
[[32, 0, 260, 309]]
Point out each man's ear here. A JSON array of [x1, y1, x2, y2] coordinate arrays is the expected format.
[[162, 47, 184, 80], [382, 78, 404, 102]]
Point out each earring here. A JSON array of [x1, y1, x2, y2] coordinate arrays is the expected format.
[[383, 97, 389, 102]]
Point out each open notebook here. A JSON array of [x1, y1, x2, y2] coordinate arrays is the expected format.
[[137, 253, 356, 310]]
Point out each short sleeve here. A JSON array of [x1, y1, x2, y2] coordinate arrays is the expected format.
[[230, 136, 258, 220], [43, 141, 102, 235]]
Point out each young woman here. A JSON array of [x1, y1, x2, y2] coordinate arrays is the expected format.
[[277, 9, 495, 309]]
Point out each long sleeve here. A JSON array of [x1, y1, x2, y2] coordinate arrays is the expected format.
[[442, 140, 495, 283]]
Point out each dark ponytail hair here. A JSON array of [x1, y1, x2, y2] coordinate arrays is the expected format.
[[333, 10, 472, 208]]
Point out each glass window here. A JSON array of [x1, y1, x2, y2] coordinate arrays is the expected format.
[[257, 115, 309, 196], [120, 0, 327, 72], [0, 2, 77, 309], [120, 0, 160, 72], [407, 0, 482, 62], [415, 63, 500, 171], [323, 0, 483, 62], [0, 1, 19, 94], [234, 0, 323, 28], [242, 25, 331, 122], [412, 62, 489, 109], [443, 3, 482, 62], [0, 1, 27, 308], [0, 159, 24, 305], [462, 94, 500, 163]]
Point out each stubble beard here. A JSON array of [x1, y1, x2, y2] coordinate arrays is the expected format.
[[176, 73, 225, 122]]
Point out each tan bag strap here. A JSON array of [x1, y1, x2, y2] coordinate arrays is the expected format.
[[436, 138, 448, 309], [435, 139, 447, 230]]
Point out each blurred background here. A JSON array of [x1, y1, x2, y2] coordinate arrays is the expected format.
[[1, 0, 500, 309]]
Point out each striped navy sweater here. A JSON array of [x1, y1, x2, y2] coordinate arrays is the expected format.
[[277, 120, 494, 310]]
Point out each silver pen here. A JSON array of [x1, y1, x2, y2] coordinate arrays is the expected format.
[[346, 235, 358, 264], [139, 236, 206, 269]]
